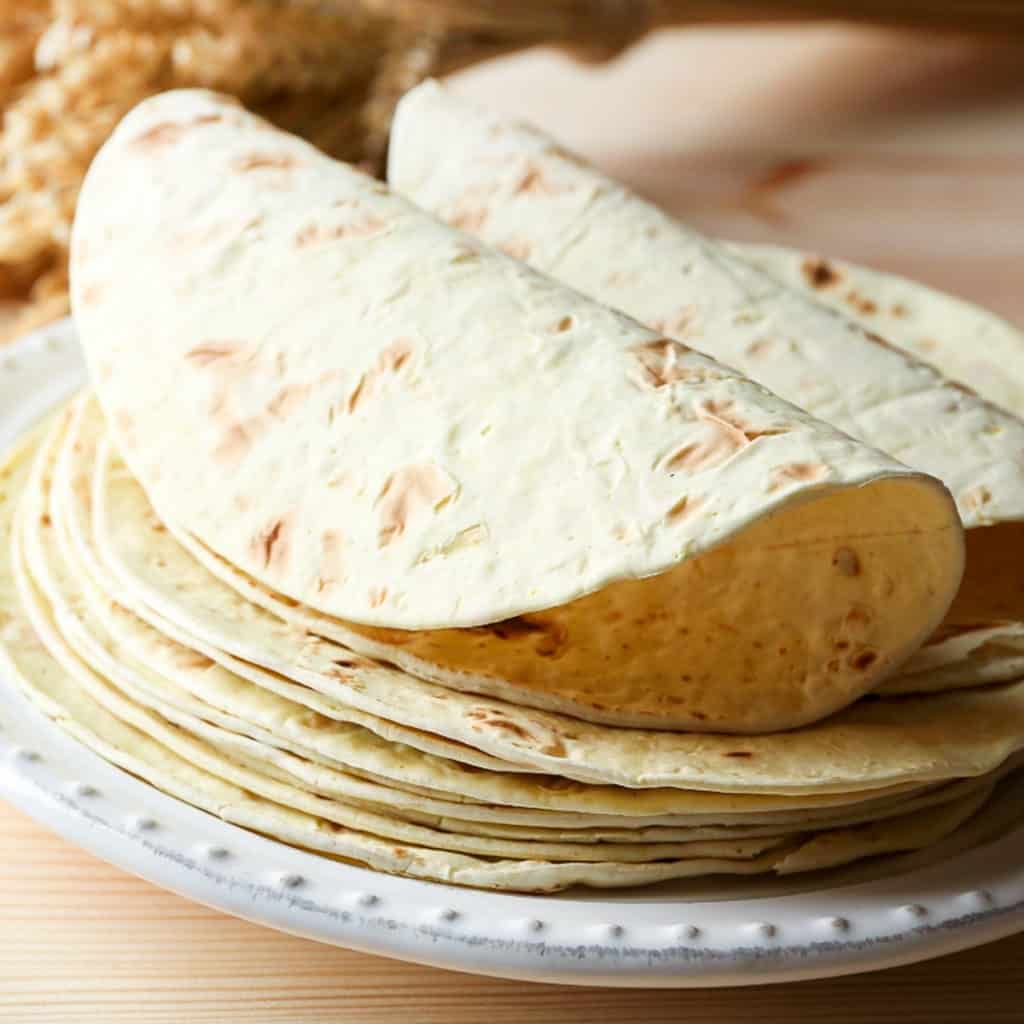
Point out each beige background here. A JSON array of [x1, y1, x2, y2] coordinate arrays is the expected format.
[[3, 24, 1024, 1022]]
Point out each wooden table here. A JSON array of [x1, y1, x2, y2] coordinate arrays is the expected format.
[[3, 24, 1024, 1022]]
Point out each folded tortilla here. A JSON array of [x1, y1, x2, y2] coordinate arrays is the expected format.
[[0, 416, 1013, 891], [388, 79, 1024, 697], [70, 90, 962, 732]]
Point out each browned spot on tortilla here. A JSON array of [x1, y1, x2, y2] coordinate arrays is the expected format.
[[802, 258, 840, 289], [724, 751, 754, 758], [172, 214, 262, 251], [891, 302, 908, 318], [832, 547, 861, 577], [250, 514, 292, 573], [699, 398, 788, 444], [846, 606, 873, 627], [213, 417, 267, 467], [514, 165, 559, 196], [40, 513, 51, 528], [315, 529, 345, 594], [449, 205, 488, 233], [347, 339, 413, 414], [498, 239, 531, 261], [294, 217, 386, 248], [367, 586, 388, 608], [234, 152, 298, 172], [132, 121, 184, 149], [660, 305, 699, 339], [846, 290, 878, 316], [667, 494, 704, 523], [745, 338, 774, 358], [963, 485, 993, 512], [266, 383, 311, 420], [851, 650, 878, 671], [466, 710, 529, 742], [185, 341, 254, 369], [376, 464, 457, 547], [550, 316, 574, 333], [628, 339, 698, 389], [663, 429, 744, 474], [768, 462, 830, 492], [483, 617, 569, 659]]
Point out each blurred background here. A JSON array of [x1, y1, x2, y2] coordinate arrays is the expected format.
[[1, 1, 1022, 342]]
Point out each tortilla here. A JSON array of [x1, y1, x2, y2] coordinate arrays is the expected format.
[[70, 88, 964, 732], [727, 243, 1024, 414], [387, 79, 1024, 697], [726, 242, 1024, 695], [0, 429, 1008, 890], [62, 403, 1024, 798]]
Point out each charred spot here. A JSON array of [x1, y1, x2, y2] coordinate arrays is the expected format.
[[832, 547, 861, 577], [251, 518, 286, 570], [852, 650, 879, 671], [802, 257, 840, 290], [724, 751, 754, 758], [846, 290, 878, 316]]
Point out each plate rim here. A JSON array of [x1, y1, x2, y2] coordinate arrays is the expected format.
[[2, 318, 1023, 988]]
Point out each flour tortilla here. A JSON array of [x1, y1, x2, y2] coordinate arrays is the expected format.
[[724, 242, 1024, 696], [49, 400, 1004, 841], [387, 79, 1024, 695], [70, 88, 963, 732], [57, 402, 960, 820], [0, 434, 1006, 891], [727, 242, 1024, 415], [22, 489, 795, 867], [74, 404, 1024, 797]]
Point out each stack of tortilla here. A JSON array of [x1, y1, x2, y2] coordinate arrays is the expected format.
[[1, 87, 1023, 893]]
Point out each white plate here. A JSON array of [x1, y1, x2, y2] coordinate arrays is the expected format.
[[2, 319, 1024, 988]]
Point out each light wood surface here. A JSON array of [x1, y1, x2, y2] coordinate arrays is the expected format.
[[2, 805, 1024, 1021], [3, 23, 1024, 1022]]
